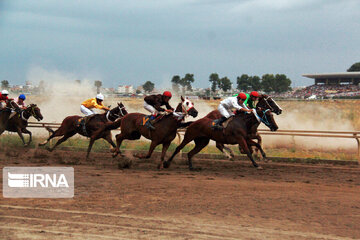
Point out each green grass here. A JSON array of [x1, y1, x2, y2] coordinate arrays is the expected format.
[[0, 134, 357, 161]]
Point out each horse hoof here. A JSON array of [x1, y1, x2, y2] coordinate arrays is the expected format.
[[157, 163, 163, 170], [256, 166, 263, 170], [163, 161, 170, 168], [112, 153, 118, 158]]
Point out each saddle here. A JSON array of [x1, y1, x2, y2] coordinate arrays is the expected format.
[[76, 115, 96, 136], [211, 116, 234, 130], [142, 114, 164, 127]]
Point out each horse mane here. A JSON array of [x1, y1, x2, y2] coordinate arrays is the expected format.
[[175, 103, 182, 112]]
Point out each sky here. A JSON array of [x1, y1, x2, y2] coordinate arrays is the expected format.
[[1, 0, 360, 89]]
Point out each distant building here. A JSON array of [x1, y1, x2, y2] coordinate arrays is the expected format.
[[303, 72, 360, 86], [117, 85, 134, 94]]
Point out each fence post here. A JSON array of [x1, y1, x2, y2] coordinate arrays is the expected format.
[[355, 134, 360, 164]]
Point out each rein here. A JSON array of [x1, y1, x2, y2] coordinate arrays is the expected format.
[[106, 105, 127, 122], [252, 109, 271, 127]]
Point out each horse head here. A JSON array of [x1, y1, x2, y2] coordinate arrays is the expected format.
[[28, 104, 43, 121], [106, 102, 128, 121], [180, 96, 198, 118], [254, 107, 278, 131], [257, 95, 282, 115]]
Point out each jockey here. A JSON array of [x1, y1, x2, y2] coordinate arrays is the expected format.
[[143, 91, 174, 130], [9, 94, 27, 118], [0, 90, 10, 110], [244, 91, 260, 109], [0, 90, 9, 102], [14, 94, 27, 109], [80, 93, 110, 116], [213, 93, 252, 129]]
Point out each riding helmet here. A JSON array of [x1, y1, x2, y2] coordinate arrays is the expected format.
[[163, 91, 172, 98], [237, 93, 247, 100], [250, 91, 259, 97], [19, 94, 26, 100], [1, 90, 9, 95]]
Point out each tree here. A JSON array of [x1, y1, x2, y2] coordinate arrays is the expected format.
[[94, 80, 102, 94], [274, 74, 292, 92], [209, 73, 219, 93], [261, 74, 276, 92], [261, 74, 292, 93], [236, 74, 250, 91], [143, 81, 155, 93], [171, 75, 181, 93], [248, 75, 261, 91], [218, 77, 232, 92], [180, 73, 195, 92], [347, 62, 360, 72], [1, 80, 9, 89]]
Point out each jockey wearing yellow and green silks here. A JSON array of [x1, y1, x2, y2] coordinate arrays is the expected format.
[[232, 91, 260, 109]]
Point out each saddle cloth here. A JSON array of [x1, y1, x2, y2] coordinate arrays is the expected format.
[[211, 116, 234, 129]]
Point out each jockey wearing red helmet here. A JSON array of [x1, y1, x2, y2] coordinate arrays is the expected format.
[[143, 91, 174, 130], [213, 93, 252, 130], [243, 91, 260, 109]]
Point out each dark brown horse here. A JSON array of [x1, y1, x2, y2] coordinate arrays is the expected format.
[[39, 103, 128, 159], [0, 100, 16, 135], [164, 107, 278, 170], [5, 104, 43, 146], [205, 95, 283, 159], [112, 96, 198, 169]]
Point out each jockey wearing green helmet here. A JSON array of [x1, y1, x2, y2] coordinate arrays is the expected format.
[[233, 91, 259, 109]]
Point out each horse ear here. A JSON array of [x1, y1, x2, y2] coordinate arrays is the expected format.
[[181, 96, 185, 102], [117, 102, 120, 106]]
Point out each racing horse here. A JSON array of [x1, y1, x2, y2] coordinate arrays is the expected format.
[[112, 96, 198, 169], [205, 95, 282, 159], [163, 106, 278, 170], [0, 100, 17, 135], [39, 102, 128, 160], [5, 104, 43, 146]]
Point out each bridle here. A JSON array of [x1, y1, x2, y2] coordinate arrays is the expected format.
[[21, 105, 41, 121], [252, 109, 272, 127], [106, 105, 127, 122]]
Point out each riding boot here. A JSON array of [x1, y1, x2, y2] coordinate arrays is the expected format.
[[145, 115, 156, 130], [213, 116, 227, 130]]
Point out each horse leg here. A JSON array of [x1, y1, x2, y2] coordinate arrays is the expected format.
[[86, 136, 96, 161], [113, 133, 126, 157], [16, 127, 26, 145], [187, 137, 210, 170], [237, 136, 260, 169], [103, 132, 116, 149], [247, 139, 268, 162], [163, 134, 194, 169], [216, 142, 234, 160], [134, 140, 158, 159], [21, 128, 32, 146], [39, 127, 64, 146], [47, 131, 76, 152], [158, 141, 171, 169]]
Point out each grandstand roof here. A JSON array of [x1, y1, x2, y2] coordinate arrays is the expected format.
[[302, 72, 360, 79]]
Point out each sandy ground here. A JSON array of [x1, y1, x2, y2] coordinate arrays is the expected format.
[[0, 148, 360, 240]]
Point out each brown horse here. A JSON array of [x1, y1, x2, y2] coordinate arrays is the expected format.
[[164, 107, 278, 170], [0, 100, 16, 135], [205, 95, 283, 159], [39, 103, 128, 159], [5, 104, 43, 146], [112, 96, 198, 169]]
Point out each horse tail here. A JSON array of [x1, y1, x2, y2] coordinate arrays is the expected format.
[[104, 118, 122, 131], [45, 126, 55, 134], [178, 121, 194, 129]]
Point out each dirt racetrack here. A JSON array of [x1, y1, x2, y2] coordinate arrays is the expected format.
[[1, 148, 360, 240]]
